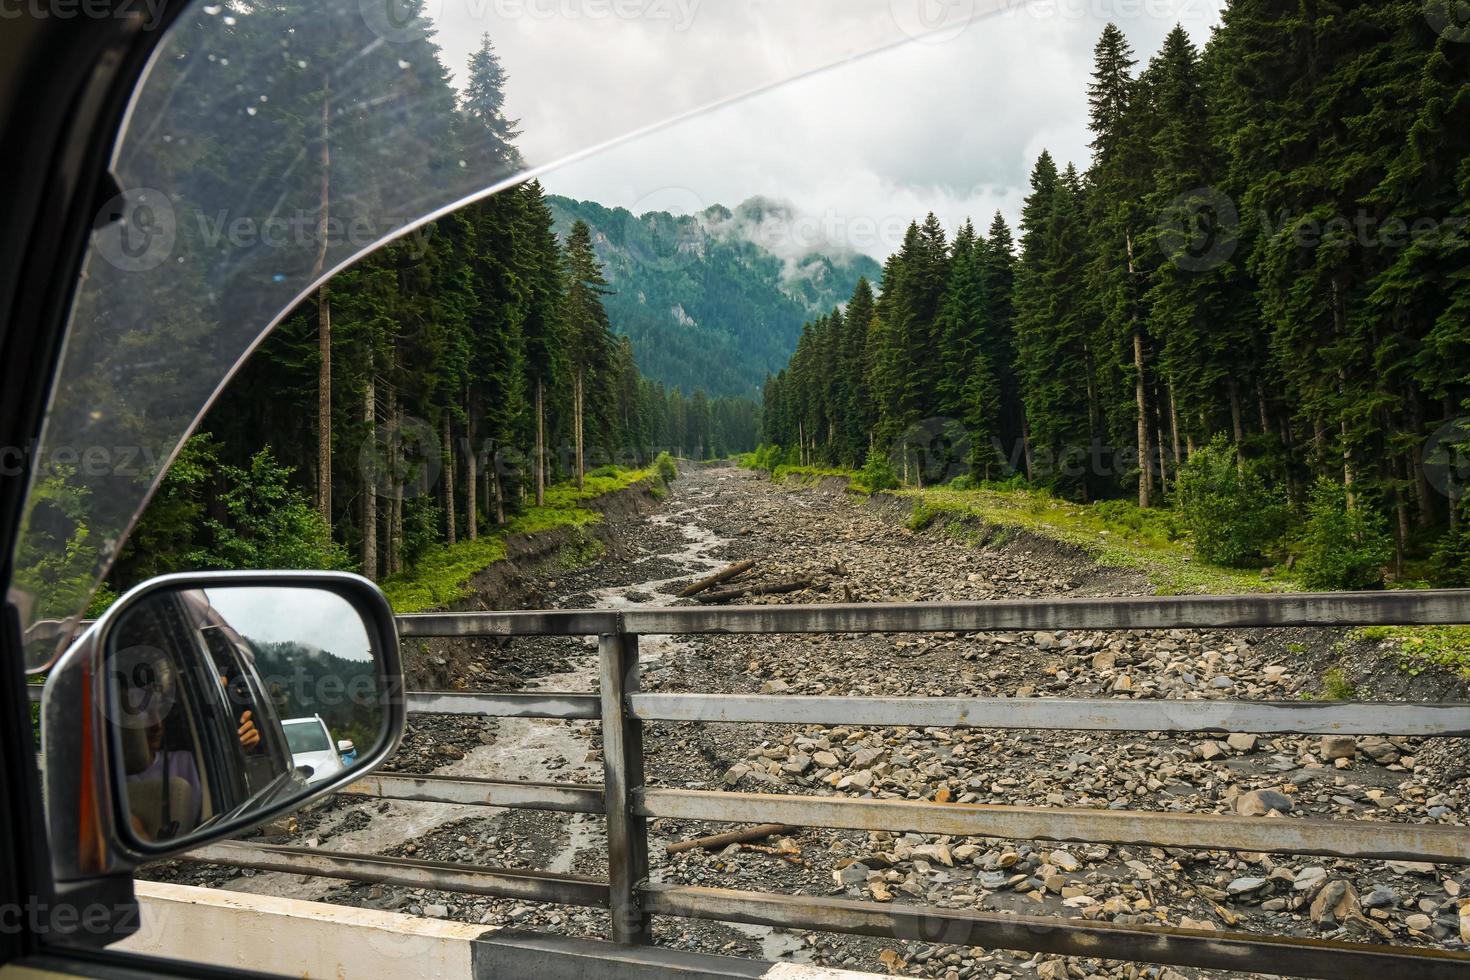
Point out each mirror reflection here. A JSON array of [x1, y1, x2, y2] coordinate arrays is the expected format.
[[107, 585, 383, 846]]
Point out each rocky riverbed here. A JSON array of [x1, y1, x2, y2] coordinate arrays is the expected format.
[[149, 463, 1470, 978]]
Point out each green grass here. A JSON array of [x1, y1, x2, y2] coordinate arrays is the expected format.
[[904, 484, 1292, 596], [736, 459, 1470, 673], [772, 464, 856, 485], [382, 467, 654, 614], [1354, 625, 1470, 679]]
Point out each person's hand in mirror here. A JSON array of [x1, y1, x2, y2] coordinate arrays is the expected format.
[[220, 675, 261, 753], [237, 709, 260, 751]]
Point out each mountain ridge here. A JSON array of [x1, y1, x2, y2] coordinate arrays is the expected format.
[[546, 194, 882, 399]]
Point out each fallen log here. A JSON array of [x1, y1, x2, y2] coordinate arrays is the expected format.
[[665, 823, 791, 856], [694, 577, 814, 604], [677, 559, 758, 598]]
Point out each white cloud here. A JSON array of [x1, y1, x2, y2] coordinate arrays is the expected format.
[[429, 0, 1224, 260]]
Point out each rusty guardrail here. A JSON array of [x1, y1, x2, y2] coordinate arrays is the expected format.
[[195, 590, 1470, 980]]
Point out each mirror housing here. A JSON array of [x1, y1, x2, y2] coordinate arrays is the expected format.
[[41, 571, 403, 885]]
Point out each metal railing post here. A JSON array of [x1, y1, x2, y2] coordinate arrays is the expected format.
[[599, 631, 650, 944]]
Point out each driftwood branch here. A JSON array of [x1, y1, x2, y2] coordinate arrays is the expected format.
[[665, 823, 791, 856], [677, 559, 757, 598], [695, 578, 814, 604]]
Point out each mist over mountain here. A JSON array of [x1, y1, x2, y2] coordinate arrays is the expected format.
[[547, 195, 882, 399]]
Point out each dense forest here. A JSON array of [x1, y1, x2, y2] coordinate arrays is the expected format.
[[547, 196, 882, 399], [104, 35, 757, 596], [764, 6, 1470, 587]]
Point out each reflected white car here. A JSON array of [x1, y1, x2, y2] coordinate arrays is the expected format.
[[281, 716, 345, 787]]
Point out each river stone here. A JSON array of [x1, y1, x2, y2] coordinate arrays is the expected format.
[[1234, 789, 1293, 816], [1226, 733, 1258, 753], [1049, 850, 1082, 873], [1320, 735, 1357, 760]]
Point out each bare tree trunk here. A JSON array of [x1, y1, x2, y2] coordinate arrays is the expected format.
[[466, 393, 478, 541], [313, 86, 333, 524], [1256, 382, 1271, 435], [317, 289, 332, 522], [1227, 377, 1246, 476], [1227, 377, 1246, 447], [535, 379, 546, 506], [442, 414, 456, 547], [1155, 400, 1169, 498], [361, 376, 377, 579], [574, 370, 585, 491], [1406, 391, 1434, 528], [387, 384, 402, 575], [493, 460, 506, 524], [1167, 376, 1182, 467], [1133, 331, 1150, 508], [1022, 417, 1034, 483]]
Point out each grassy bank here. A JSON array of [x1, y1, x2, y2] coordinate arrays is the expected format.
[[743, 461, 1470, 677], [382, 467, 656, 614]]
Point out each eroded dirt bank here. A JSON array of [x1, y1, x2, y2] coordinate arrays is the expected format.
[[152, 465, 1470, 979]]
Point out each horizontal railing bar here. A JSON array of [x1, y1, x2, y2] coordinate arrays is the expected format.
[[629, 693, 1470, 737], [620, 591, 1470, 635], [639, 789, 1470, 864], [640, 884, 1470, 980], [391, 591, 1470, 638], [407, 691, 600, 720], [398, 610, 618, 637], [188, 842, 609, 908], [342, 773, 604, 813]]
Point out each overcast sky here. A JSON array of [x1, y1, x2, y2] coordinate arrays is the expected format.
[[429, 0, 1224, 261]]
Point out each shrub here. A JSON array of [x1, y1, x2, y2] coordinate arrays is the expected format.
[[1296, 478, 1392, 590], [747, 444, 783, 475], [654, 451, 678, 483], [857, 445, 899, 492], [947, 474, 979, 491], [197, 447, 354, 571], [1175, 435, 1287, 567], [1430, 513, 1470, 587]]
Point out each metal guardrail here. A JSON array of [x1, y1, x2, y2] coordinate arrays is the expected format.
[[196, 590, 1470, 980]]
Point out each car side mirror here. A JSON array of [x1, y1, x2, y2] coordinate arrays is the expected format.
[[41, 571, 403, 884]]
